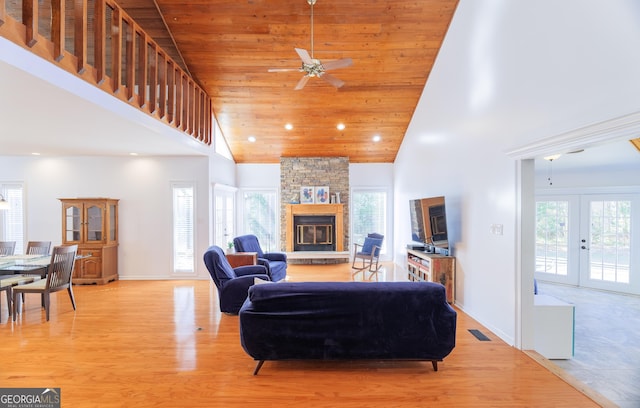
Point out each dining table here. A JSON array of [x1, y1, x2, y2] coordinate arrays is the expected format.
[[0, 254, 51, 277]]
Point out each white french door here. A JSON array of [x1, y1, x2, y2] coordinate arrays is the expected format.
[[213, 185, 236, 249], [535, 196, 580, 285], [536, 193, 639, 295], [579, 195, 638, 294]]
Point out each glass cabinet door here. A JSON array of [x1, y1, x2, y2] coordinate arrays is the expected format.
[[85, 204, 104, 242], [65, 204, 82, 242], [109, 203, 117, 241]]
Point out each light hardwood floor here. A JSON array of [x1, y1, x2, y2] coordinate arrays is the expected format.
[[0, 263, 610, 407]]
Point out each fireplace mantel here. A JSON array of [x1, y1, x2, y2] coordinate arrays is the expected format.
[[286, 204, 344, 252]]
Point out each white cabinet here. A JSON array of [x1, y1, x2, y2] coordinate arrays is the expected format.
[[534, 294, 575, 359]]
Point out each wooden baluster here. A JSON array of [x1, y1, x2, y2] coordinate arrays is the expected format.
[[195, 86, 200, 137], [110, 6, 121, 93], [167, 61, 175, 124], [74, 0, 87, 73], [94, 0, 105, 84], [23, 0, 38, 47], [200, 91, 206, 141], [125, 17, 135, 101], [205, 98, 211, 145], [158, 51, 166, 119], [148, 44, 157, 114], [186, 79, 192, 134], [0, 0, 5, 26], [175, 72, 182, 129], [137, 30, 147, 108], [51, 0, 65, 61]]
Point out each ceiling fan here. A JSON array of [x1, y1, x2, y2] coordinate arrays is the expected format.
[[268, 0, 353, 90]]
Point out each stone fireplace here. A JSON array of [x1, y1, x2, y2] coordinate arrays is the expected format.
[[280, 157, 350, 254]]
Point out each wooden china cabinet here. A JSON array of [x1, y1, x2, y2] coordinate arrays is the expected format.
[[60, 198, 119, 284]]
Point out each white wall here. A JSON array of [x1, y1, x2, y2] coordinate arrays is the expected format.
[[394, 0, 640, 347], [535, 163, 640, 189], [394, 137, 518, 343], [0, 155, 215, 280], [236, 164, 280, 188]]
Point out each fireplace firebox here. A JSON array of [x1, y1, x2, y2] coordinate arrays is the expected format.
[[294, 215, 336, 251], [285, 204, 344, 252]]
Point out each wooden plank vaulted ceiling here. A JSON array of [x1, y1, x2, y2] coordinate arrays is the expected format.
[[118, 0, 459, 163]]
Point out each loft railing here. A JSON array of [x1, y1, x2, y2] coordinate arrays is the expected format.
[[0, 0, 211, 146]]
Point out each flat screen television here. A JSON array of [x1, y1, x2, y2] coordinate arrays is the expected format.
[[409, 196, 450, 255]]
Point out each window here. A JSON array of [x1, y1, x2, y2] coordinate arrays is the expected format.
[[588, 200, 631, 284], [172, 183, 194, 273], [535, 200, 569, 276], [1, 184, 25, 254], [241, 189, 278, 252], [351, 189, 388, 254]]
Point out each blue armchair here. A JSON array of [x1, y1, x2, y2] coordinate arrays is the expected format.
[[203, 245, 270, 314], [233, 235, 287, 282]]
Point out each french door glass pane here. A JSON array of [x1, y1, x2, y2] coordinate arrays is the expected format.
[[173, 185, 194, 273], [1, 185, 25, 254], [535, 200, 569, 275], [242, 190, 278, 252], [589, 200, 631, 283], [352, 190, 387, 254]]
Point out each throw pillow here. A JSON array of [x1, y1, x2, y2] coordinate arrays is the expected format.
[[254, 277, 273, 285], [361, 237, 383, 255]]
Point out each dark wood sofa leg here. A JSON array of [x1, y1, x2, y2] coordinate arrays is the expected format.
[[253, 360, 265, 375], [432, 360, 438, 371]]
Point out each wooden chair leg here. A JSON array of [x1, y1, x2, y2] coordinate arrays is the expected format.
[[12, 291, 20, 321], [68, 287, 76, 310], [0, 287, 8, 323], [44, 293, 50, 321]]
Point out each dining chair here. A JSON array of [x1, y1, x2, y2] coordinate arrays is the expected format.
[[0, 275, 37, 323], [26, 241, 52, 255], [12, 244, 78, 322], [0, 241, 16, 256]]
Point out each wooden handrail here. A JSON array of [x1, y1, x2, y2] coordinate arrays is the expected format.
[[0, 0, 211, 147]]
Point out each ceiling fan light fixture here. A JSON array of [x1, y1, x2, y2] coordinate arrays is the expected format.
[[268, 0, 352, 90], [543, 154, 561, 161]]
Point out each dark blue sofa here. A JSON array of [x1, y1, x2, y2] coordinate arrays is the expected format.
[[239, 281, 457, 374]]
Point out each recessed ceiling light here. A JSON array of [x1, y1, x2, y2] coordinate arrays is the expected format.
[[285, 123, 293, 130], [337, 123, 346, 131], [129, 152, 139, 156], [372, 135, 381, 142], [31, 152, 41, 156], [248, 136, 257, 142]]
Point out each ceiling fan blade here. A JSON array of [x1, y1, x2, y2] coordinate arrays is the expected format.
[[321, 58, 353, 71], [294, 75, 310, 90], [268, 68, 301, 72], [295, 48, 314, 64], [320, 73, 345, 88]]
